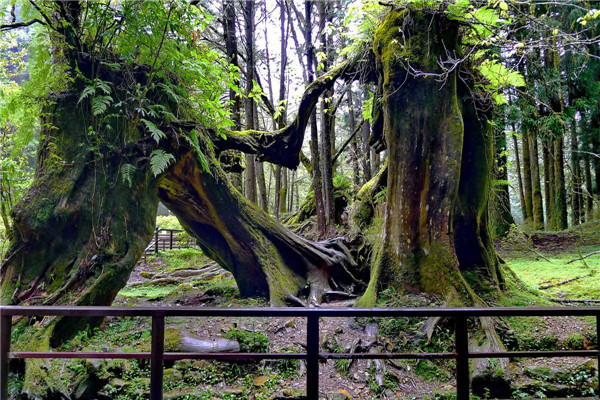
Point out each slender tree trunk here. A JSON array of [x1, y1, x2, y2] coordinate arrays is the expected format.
[[244, 0, 257, 203], [305, 0, 325, 235], [528, 128, 544, 230], [554, 136, 568, 229], [571, 119, 582, 225], [511, 124, 527, 224], [490, 126, 514, 237], [256, 160, 268, 212], [543, 140, 555, 229], [584, 151, 594, 219], [347, 88, 360, 188], [318, 0, 336, 234], [521, 127, 534, 225], [361, 90, 372, 184], [223, 0, 243, 191]]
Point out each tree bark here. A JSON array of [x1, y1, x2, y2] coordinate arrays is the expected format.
[[360, 10, 503, 305], [358, 11, 508, 392], [571, 119, 582, 226]]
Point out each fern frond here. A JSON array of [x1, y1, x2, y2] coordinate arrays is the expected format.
[[141, 119, 166, 143], [121, 163, 136, 187], [149, 150, 175, 176]]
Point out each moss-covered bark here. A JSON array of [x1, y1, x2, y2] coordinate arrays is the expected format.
[[159, 150, 357, 306]]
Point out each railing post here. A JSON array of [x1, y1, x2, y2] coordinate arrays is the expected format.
[[169, 230, 173, 250], [1, 314, 12, 400], [150, 316, 165, 400], [306, 314, 319, 400], [455, 315, 469, 400]]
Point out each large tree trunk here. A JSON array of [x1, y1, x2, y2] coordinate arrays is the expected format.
[[159, 151, 356, 305], [0, 94, 160, 396], [356, 10, 508, 394], [359, 10, 503, 304], [1, 94, 158, 333]]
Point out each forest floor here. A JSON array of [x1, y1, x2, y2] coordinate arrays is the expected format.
[[8, 222, 600, 400]]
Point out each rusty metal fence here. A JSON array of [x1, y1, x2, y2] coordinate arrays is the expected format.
[[1, 306, 600, 400]]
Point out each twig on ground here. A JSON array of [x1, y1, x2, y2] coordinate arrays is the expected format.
[[529, 247, 553, 263]]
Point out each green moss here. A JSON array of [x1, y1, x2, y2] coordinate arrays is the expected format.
[[224, 327, 269, 353], [164, 329, 183, 352], [564, 333, 586, 350]]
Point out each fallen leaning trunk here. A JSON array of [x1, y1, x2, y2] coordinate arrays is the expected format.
[[159, 150, 359, 305]]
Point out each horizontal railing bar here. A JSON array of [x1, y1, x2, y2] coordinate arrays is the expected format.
[[3, 306, 600, 317], [320, 352, 458, 360], [470, 350, 599, 358], [9, 352, 151, 359], [164, 352, 305, 360], [13, 349, 597, 361], [8, 352, 307, 360]]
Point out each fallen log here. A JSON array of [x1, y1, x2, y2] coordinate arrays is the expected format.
[[538, 274, 591, 290], [566, 250, 600, 264]]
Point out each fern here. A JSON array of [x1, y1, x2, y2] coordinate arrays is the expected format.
[[141, 119, 166, 143], [182, 129, 211, 174], [149, 150, 174, 176], [121, 163, 136, 187], [92, 96, 112, 116]]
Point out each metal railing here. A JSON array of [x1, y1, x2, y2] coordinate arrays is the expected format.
[[145, 228, 193, 255], [1, 306, 600, 400]]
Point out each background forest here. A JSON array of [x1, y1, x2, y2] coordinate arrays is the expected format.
[[1, 0, 600, 399]]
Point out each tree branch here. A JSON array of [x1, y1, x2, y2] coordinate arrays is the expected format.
[[0, 19, 45, 31], [212, 53, 363, 169]]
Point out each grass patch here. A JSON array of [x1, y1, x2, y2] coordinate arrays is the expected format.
[[117, 284, 178, 299], [504, 245, 600, 299]]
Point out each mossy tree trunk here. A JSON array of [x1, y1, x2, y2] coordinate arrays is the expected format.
[[0, 94, 161, 397], [356, 9, 509, 395], [158, 151, 357, 305]]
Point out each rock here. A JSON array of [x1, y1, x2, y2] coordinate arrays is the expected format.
[[327, 389, 352, 399], [253, 375, 269, 386], [140, 271, 155, 279], [163, 368, 183, 386]]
